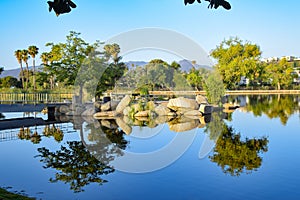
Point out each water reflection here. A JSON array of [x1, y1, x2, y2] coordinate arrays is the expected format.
[[17, 125, 64, 144], [229, 95, 300, 125], [36, 141, 114, 193], [209, 124, 269, 176], [5, 94, 297, 193]]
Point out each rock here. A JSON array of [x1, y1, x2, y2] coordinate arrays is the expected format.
[[131, 103, 143, 112], [93, 111, 118, 119], [135, 116, 150, 122], [101, 119, 118, 129], [135, 110, 150, 117], [196, 95, 209, 105], [123, 106, 131, 116], [116, 117, 132, 135], [199, 104, 214, 115], [75, 106, 85, 115], [81, 115, 96, 124], [81, 107, 96, 116], [94, 102, 102, 112], [167, 97, 199, 112], [116, 95, 131, 113], [65, 111, 74, 116], [147, 120, 158, 128], [123, 116, 133, 125], [155, 116, 169, 124], [101, 101, 111, 111], [184, 110, 202, 116], [110, 101, 119, 111], [154, 105, 170, 116], [59, 105, 70, 114], [168, 117, 200, 132]]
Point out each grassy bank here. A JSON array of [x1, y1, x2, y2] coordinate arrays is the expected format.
[[0, 188, 34, 200]]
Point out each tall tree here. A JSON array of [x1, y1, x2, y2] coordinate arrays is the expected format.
[[211, 37, 262, 89], [14, 50, 25, 89], [28, 45, 39, 90], [21, 49, 30, 90], [266, 58, 294, 90], [104, 43, 121, 64]]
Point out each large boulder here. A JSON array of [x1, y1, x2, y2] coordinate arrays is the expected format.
[[168, 117, 200, 132], [135, 110, 150, 117], [81, 107, 96, 116], [123, 106, 131, 116], [116, 117, 132, 135], [59, 105, 70, 114], [94, 102, 102, 112], [154, 105, 171, 116], [199, 104, 214, 115], [116, 95, 131, 113], [101, 119, 118, 129], [167, 97, 199, 112], [101, 101, 111, 111], [184, 110, 202, 116], [93, 111, 118, 119], [110, 101, 120, 111], [196, 95, 209, 105], [155, 116, 169, 124]]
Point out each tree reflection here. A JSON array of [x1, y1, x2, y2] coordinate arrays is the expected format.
[[84, 121, 128, 163], [245, 95, 299, 125], [36, 141, 114, 193], [210, 124, 268, 176]]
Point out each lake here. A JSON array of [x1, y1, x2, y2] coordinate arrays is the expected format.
[[0, 95, 299, 200]]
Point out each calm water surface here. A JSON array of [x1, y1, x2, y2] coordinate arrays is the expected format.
[[0, 95, 299, 200]]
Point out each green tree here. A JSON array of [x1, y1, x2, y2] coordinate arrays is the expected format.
[[211, 37, 262, 89], [204, 70, 225, 105], [0, 76, 20, 88], [104, 43, 121, 64], [21, 49, 30, 90], [28, 45, 39, 90], [266, 58, 294, 90], [14, 50, 25, 89], [40, 52, 56, 89], [186, 67, 209, 90]]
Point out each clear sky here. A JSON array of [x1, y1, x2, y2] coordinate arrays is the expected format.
[[0, 0, 299, 70]]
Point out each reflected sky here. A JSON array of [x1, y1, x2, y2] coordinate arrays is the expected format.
[[0, 95, 299, 199]]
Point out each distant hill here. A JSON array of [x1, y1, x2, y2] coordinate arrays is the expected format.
[[0, 66, 41, 79], [178, 59, 212, 72], [0, 60, 212, 79], [0, 68, 21, 79]]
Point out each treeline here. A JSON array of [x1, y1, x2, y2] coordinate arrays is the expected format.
[[2, 33, 299, 95]]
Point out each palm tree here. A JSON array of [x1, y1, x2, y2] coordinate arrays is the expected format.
[[28, 46, 39, 90], [21, 49, 30, 90], [40, 52, 55, 89], [14, 50, 25, 89]]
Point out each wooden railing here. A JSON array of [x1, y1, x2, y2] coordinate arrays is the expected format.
[[0, 93, 73, 104]]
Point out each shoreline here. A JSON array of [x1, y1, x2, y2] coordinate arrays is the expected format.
[[148, 90, 300, 96]]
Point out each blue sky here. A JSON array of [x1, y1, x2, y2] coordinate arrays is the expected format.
[[0, 0, 300, 69]]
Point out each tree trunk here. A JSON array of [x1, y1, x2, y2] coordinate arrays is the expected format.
[[25, 63, 29, 90], [33, 58, 36, 90], [277, 82, 281, 90], [20, 63, 25, 89], [79, 84, 83, 104]]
